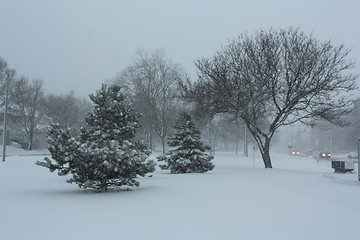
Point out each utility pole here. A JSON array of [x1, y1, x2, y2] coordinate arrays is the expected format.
[[358, 138, 360, 181], [244, 121, 248, 157], [2, 70, 13, 162]]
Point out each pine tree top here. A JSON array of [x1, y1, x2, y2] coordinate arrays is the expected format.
[[168, 112, 209, 152], [84, 84, 140, 143]]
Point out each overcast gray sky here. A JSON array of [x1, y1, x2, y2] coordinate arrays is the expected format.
[[1, 0, 359, 97]]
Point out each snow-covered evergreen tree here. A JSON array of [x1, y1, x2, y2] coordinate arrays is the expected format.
[[37, 84, 155, 191], [158, 112, 214, 173], [38, 124, 80, 176]]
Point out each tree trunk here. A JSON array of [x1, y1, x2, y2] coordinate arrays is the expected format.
[[27, 128, 34, 151], [244, 125, 248, 157], [247, 127, 273, 168], [99, 181, 108, 192], [28, 138, 33, 151], [146, 130, 154, 151], [161, 135, 166, 154], [261, 138, 272, 168]]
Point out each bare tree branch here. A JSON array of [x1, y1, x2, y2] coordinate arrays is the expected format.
[[184, 28, 358, 168]]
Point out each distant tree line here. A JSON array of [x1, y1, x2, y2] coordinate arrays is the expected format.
[[112, 49, 249, 155], [0, 53, 245, 153], [2, 27, 359, 169], [0, 57, 92, 150]]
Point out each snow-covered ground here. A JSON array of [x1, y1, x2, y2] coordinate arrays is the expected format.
[[1, 146, 359, 240]]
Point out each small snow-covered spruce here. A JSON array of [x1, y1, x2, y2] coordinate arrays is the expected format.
[[37, 84, 156, 192], [36, 124, 79, 176], [158, 112, 214, 174]]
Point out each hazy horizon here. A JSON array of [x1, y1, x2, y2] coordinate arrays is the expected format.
[[1, 0, 359, 97]]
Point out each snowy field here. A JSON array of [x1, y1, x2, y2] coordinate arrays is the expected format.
[[1, 146, 360, 240]]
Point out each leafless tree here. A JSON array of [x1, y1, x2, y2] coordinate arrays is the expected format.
[[0, 57, 16, 156], [184, 28, 358, 168], [0, 58, 8, 92], [11, 77, 45, 150], [0, 58, 15, 105], [43, 91, 92, 129], [114, 49, 185, 154]]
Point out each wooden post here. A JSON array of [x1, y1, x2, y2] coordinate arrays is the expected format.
[[2, 76, 10, 162]]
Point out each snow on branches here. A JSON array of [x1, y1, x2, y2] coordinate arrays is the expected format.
[[37, 84, 155, 192], [158, 112, 214, 174]]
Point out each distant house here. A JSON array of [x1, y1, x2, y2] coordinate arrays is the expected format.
[[0, 107, 49, 150], [0, 125, 9, 145]]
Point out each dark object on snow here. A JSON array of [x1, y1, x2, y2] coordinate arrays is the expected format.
[[291, 150, 300, 156], [319, 151, 331, 158], [347, 152, 358, 159], [331, 160, 354, 173]]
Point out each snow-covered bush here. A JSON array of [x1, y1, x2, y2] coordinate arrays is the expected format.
[[37, 84, 155, 191], [158, 112, 214, 173]]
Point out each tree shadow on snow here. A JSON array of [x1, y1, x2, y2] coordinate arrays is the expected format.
[[31, 185, 157, 197]]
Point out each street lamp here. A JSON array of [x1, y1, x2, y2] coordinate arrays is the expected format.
[[2, 70, 13, 162], [358, 138, 360, 181]]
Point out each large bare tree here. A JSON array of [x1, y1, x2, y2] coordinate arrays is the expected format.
[[114, 49, 184, 154], [12, 77, 45, 150], [0, 58, 15, 105], [184, 28, 357, 168], [43, 91, 92, 129], [0, 58, 8, 96], [1, 58, 16, 153]]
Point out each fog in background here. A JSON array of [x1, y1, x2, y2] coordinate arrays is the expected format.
[[0, 0, 359, 97]]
